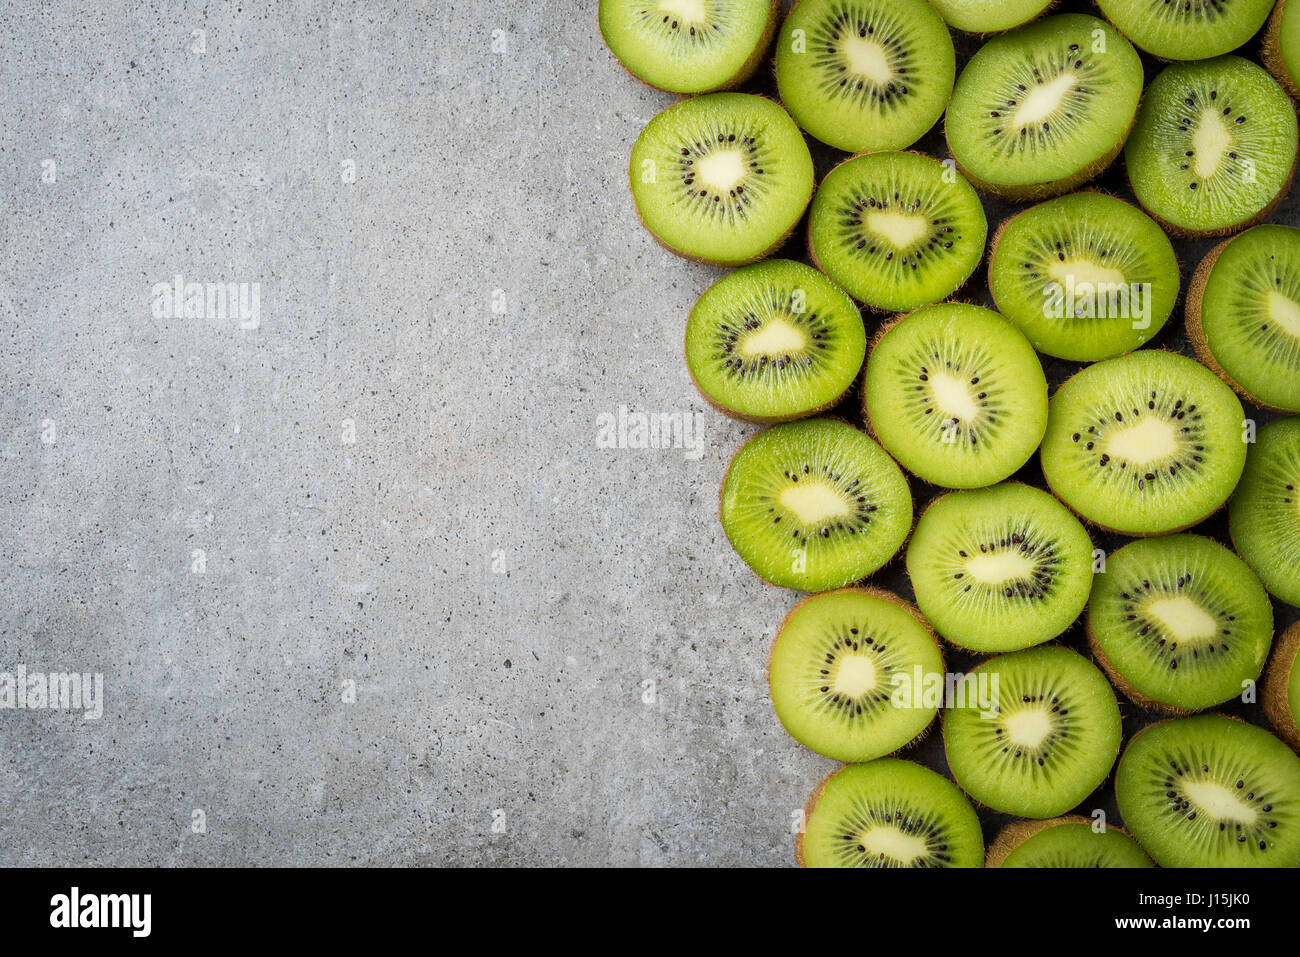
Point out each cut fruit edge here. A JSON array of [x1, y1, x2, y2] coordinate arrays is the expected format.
[[1263, 0, 1300, 101], [1264, 621, 1300, 752], [985, 813, 1144, 867], [1129, 153, 1299, 241], [1087, 621, 1194, 716]]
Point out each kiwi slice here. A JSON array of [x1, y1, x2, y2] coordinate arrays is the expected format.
[[1187, 225, 1300, 413], [1041, 350, 1247, 536], [685, 260, 866, 423], [768, 587, 943, 762], [1125, 56, 1298, 239], [806, 152, 987, 313], [943, 645, 1123, 818], [928, 0, 1054, 34], [863, 304, 1048, 489], [1264, 0, 1300, 100], [1115, 713, 1300, 867], [987, 816, 1155, 868], [599, 0, 781, 93], [1088, 535, 1274, 713], [719, 417, 912, 591], [774, 0, 956, 154], [1097, 0, 1274, 61], [796, 758, 983, 868], [1264, 622, 1300, 751], [1229, 416, 1300, 607], [988, 192, 1179, 362], [945, 14, 1142, 200], [907, 483, 1094, 653], [629, 93, 815, 266]]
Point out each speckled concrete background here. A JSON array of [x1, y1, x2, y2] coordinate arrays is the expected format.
[[0, 1, 1296, 867]]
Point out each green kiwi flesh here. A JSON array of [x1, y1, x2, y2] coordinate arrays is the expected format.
[[928, 0, 1055, 34], [1116, 713, 1300, 867], [943, 645, 1122, 818], [1264, 622, 1300, 752], [1229, 416, 1300, 607], [774, 0, 955, 154], [719, 417, 912, 591], [1040, 350, 1247, 535], [907, 483, 1094, 653], [1264, 0, 1300, 100], [629, 93, 815, 266], [988, 192, 1179, 362], [863, 304, 1048, 489], [807, 151, 987, 312], [685, 260, 866, 423], [945, 14, 1142, 199], [1097, 0, 1275, 61], [768, 588, 943, 762], [988, 816, 1154, 868], [1125, 56, 1298, 238], [797, 758, 983, 867], [1187, 225, 1300, 413], [598, 0, 780, 94], [1088, 534, 1274, 713]]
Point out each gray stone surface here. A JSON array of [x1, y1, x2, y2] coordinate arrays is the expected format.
[[1, 0, 1297, 868]]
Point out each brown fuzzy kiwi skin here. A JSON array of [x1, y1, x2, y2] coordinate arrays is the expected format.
[[1263, 622, 1300, 752], [1086, 618, 1193, 716], [985, 814, 1147, 867], [601, 0, 783, 96], [1185, 233, 1300, 414], [794, 765, 836, 868], [1264, 0, 1300, 102]]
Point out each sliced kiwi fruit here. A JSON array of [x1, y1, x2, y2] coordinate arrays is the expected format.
[[1264, 0, 1300, 100], [928, 0, 1055, 34], [806, 152, 987, 313], [1264, 623, 1300, 752], [719, 417, 912, 591], [1097, 0, 1274, 61], [943, 645, 1122, 818], [796, 758, 983, 867], [774, 0, 955, 154], [629, 93, 814, 266], [1041, 350, 1247, 536], [945, 14, 1142, 200], [1116, 713, 1300, 867], [988, 192, 1179, 362], [1186, 225, 1300, 413], [907, 483, 1094, 653], [863, 304, 1048, 489], [987, 816, 1154, 868], [1088, 535, 1274, 713], [1125, 56, 1298, 239], [685, 260, 866, 423], [768, 587, 943, 762], [1229, 416, 1300, 607], [599, 0, 781, 94]]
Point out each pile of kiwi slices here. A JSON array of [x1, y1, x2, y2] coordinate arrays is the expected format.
[[601, 0, 1300, 870]]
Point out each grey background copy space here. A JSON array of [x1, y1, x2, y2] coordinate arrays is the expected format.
[[1, 0, 1297, 866]]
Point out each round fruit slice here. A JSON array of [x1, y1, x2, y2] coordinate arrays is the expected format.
[[598, 0, 781, 94], [863, 304, 1048, 489], [629, 93, 815, 266], [1229, 416, 1300, 607], [768, 588, 943, 763], [989, 192, 1179, 361], [907, 483, 1094, 653], [987, 816, 1154, 868], [807, 152, 987, 312], [1265, 0, 1300, 100], [774, 0, 955, 154], [928, 0, 1054, 34], [1097, 0, 1274, 61], [685, 260, 866, 423], [1264, 622, 1300, 752], [1125, 57, 1298, 238], [1116, 713, 1300, 867], [797, 759, 983, 868], [719, 417, 912, 591], [943, 646, 1123, 819], [1041, 350, 1247, 535], [1187, 225, 1300, 413], [945, 14, 1142, 200], [1088, 535, 1274, 713]]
